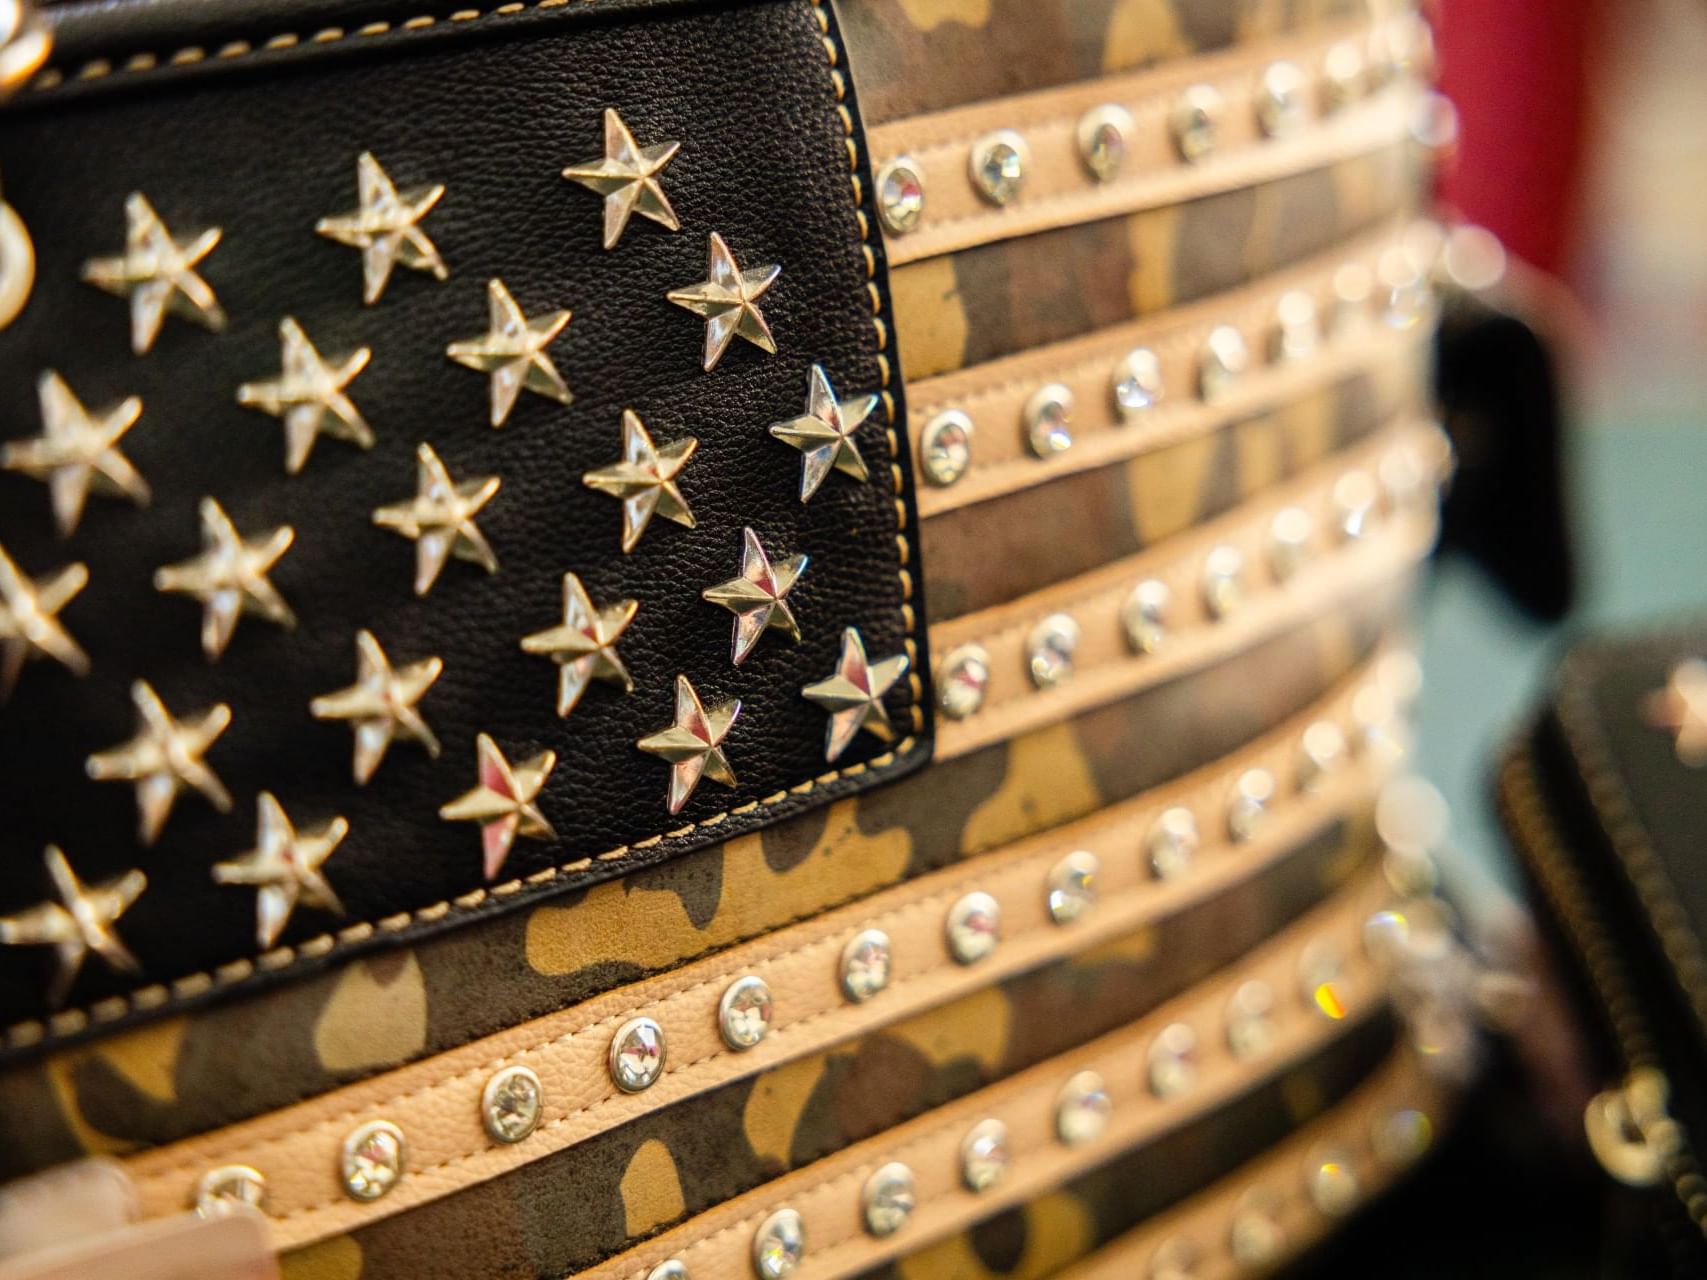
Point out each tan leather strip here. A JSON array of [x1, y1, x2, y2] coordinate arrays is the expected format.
[[909, 220, 1434, 519], [931, 422, 1444, 760], [119, 653, 1404, 1248], [582, 867, 1392, 1280], [870, 15, 1422, 266]]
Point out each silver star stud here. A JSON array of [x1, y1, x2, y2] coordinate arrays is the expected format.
[[520, 572, 637, 717], [237, 317, 374, 474], [561, 107, 682, 250], [1645, 659, 1707, 766], [446, 278, 573, 427], [80, 192, 225, 354], [769, 363, 879, 502], [2, 371, 150, 537], [86, 680, 233, 845], [315, 151, 449, 305], [372, 444, 501, 596], [582, 409, 697, 553], [310, 630, 443, 784], [802, 627, 911, 763], [637, 675, 741, 814], [154, 497, 296, 661], [667, 232, 780, 371], [438, 734, 558, 881], [213, 793, 347, 949], [702, 527, 808, 665], [0, 542, 90, 701], [0, 846, 146, 1008]]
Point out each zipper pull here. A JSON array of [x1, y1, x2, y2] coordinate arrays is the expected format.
[[1585, 1067, 1683, 1187]]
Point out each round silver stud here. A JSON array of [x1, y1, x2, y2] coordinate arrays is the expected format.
[[1228, 1190, 1286, 1266], [1332, 261, 1374, 332], [340, 1120, 406, 1202], [920, 408, 975, 487], [1372, 1107, 1434, 1166], [1227, 768, 1275, 843], [647, 1262, 691, 1280], [1170, 84, 1223, 162], [840, 928, 893, 1003], [1146, 1021, 1199, 1099], [718, 975, 774, 1051], [1023, 382, 1075, 458], [1268, 288, 1320, 362], [1308, 1147, 1361, 1216], [752, 1207, 806, 1280], [1197, 324, 1249, 401], [1300, 939, 1350, 1020], [1146, 805, 1199, 881], [969, 129, 1031, 206], [1148, 1237, 1200, 1280], [1224, 979, 1277, 1060], [609, 1016, 667, 1093], [1255, 61, 1308, 138], [1297, 720, 1348, 792], [1026, 612, 1081, 688], [1268, 505, 1314, 581], [1046, 850, 1099, 924], [960, 1118, 1011, 1192], [861, 1161, 917, 1237], [1201, 544, 1247, 620], [938, 643, 991, 720], [193, 1165, 267, 1218], [1077, 103, 1134, 183], [1055, 1070, 1113, 1145], [875, 157, 926, 236], [1113, 347, 1164, 419], [945, 891, 1001, 965], [481, 1065, 543, 1144], [1121, 578, 1171, 654], [1322, 40, 1367, 112]]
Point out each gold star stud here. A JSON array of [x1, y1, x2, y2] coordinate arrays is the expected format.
[[0, 846, 146, 1008], [667, 232, 780, 371], [582, 409, 697, 553], [0, 541, 90, 702], [213, 793, 348, 949], [238, 317, 374, 474], [446, 278, 572, 428], [311, 630, 443, 784], [2, 371, 150, 536], [1645, 658, 1707, 766], [315, 151, 449, 305], [802, 627, 911, 763], [154, 497, 296, 661], [561, 107, 682, 250], [372, 443, 501, 595], [438, 734, 557, 881], [637, 675, 741, 814], [86, 680, 233, 845], [702, 527, 807, 665], [80, 192, 225, 354], [769, 363, 879, 502], [520, 572, 637, 717]]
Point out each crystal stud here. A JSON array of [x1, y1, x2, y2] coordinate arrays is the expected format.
[[1256, 60, 1309, 138], [340, 1120, 405, 1202], [875, 157, 926, 236], [1269, 288, 1320, 362], [1379, 444, 1427, 510], [1046, 849, 1099, 925], [1201, 544, 1247, 620], [840, 928, 893, 1003], [718, 974, 774, 1051], [1121, 578, 1170, 654], [1146, 1021, 1200, 1099], [609, 1016, 667, 1093], [1373, 1108, 1434, 1166], [1334, 469, 1380, 539], [1077, 103, 1134, 182], [919, 408, 975, 487], [969, 129, 1030, 206], [1301, 940, 1350, 1020], [1322, 40, 1367, 112], [1113, 347, 1164, 419], [194, 1165, 267, 1218], [945, 891, 1001, 965], [1298, 720, 1348, 792], [1026, 612, 1081, 689], [1377, 649, 1424, 708], [1023, 382, 1074, 458], [861, 1162, 917, 1237], [1170, 84, 1223, 162], [1308, 1147, 1361, 1217], [960, 1118, 1011, 1192], [1146, 806, 1200, 881], [647, 1261, 690, 1280], [1380, 245, 1433, 329], [1228, 1191, 1286, 1266], [1055, 1070, 1113, 1145], [1197, 324, 1249, 401], [481, 1065, 543, 1144], [1332, 261, 1374, 332], [1227, 768, 1276, 843], [938, 643, 991, 720], [1268, 505, 1314, 581], [1224, 979, 1277, 1060], [752, 1207, 806, 1280]]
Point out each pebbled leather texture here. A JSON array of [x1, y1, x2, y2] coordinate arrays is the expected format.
[[0, 0, 930, 1044]]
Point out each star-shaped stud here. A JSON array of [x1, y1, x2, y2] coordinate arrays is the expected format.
[[438, 734, 558, 881], [315, 151, 449, 305], [311, 630, 444, 784], [1645, 658, 1707, 766], [582, 409, 697, 553], [212, 793, 348, 949], [237, 318, 374, 474], [2, 371, 150, 536], [637, 675, 741, 814], [520, 572, 638, 717], [802, 627, 911, 763], [702, 527, 808, 665], [769, 364, 880, 502], [0, 846, 146, 1008], [446, 279, 573, 427], [372, 444, 501, 595], [561, 107, 682, 250], [80, 192, 225, 354], [154, 497, 296, 661], [667, 232, 781, 371], [86, 680, 233, 845], [0, 542, 90, 701]]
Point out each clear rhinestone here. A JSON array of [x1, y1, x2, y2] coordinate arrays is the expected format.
[[752, 1207, 806, 1280], [1362, 907, 1415, 968], [481, 1065, 543, 1144], [1334, 470, 1379, 540], [1148, 1237, 1200, 1280], [1170, 84, 1223, 162], [875, 157, 926, 235], [1227, 768, 1276, 843], [861, 1162, 917, 1237], [1146, 1022, 1199, 1098], [194, 1165, 267, 1219], [960, 1118, 1011, 1192], [945, 891, 1000, 965], [608, 1016, 667, 1093], [1353, 684, 1409, 763], [340, 1120, 405, 1202], [1026, 612, 1081, 688], [1379, 244, 1434, 329], [1077, 103, 1134, 182], [1201, 544, 1246, 619], [1121, 578, 1170, 654], [1440, 223, 1507, 293], [1197, 325, 1249, 401], [647, 1262, 690, 1280], [1297, 720, 1348, 792], [938, 643, 991, 720], [1112, 347, 1164, 419], [1372, 1108, 1434, 1166], [1301, 939, 1349, 1020], [1308, 1147, 1361, 1216], [1322, 40, 1367, 112], [1256, 61, 1308, 138], [1378, 443, 1427, 510], [1228, 1191, 1286, 1265], [1332, 261, 1374, 332], [1268, 505, 1314, 581], [969, 129, 1030, 205], [1411, 89, 1459, 154], [1055, 1070, 1113, 1145], [840, 928, 893, 1003], [1268, 289, 1320, 362], [1023, 382, 1075, 458], [1046, 850, 1099, 925], [1225, 979, 1277, 1060], [1146, 806, 1199, 880], [718, 975, 774, 1051], [920, 409, 975, 487], [1377, 650, 1424, 709], [1384, 845, 1441, 899]]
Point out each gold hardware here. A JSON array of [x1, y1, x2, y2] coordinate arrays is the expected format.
[[1584, 1067, 1682, 1188]]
